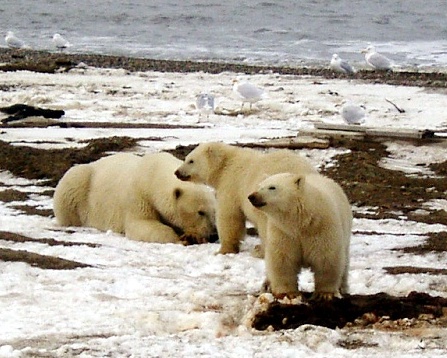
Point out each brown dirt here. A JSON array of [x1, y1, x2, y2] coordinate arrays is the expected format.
[[0, 136, 138, 186], [322, 138, 447, 226], [0, 247, 90, 270], [252, 292, 447, 331], [0, 231, 99, 270]]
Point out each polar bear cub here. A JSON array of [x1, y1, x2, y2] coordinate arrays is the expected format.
[[53, 152, 217, 244], [175, 142, 317, 255], [248, 172, 352, 300]]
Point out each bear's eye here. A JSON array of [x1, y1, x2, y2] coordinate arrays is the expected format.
[[268, 186, 276, 190], [198, 210, 206, 217], [188, 159, 194, 164]]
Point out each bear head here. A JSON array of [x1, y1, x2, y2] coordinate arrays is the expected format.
[[175, 142, 227, 185], [171, 185, 217, 243], [248, 172, 305, 217]]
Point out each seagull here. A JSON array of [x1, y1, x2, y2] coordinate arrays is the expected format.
[[361, 45, 393, 71], [196, 93, 215, 118], [341, 102, 366, 125], [330, 54, 355, 74], [232, 79, 266, 110], [52, 33, 71, 50], [5, 31, 27, 49]]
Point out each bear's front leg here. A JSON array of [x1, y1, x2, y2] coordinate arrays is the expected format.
[[216, 203, 246, 254], [264, 226, 301, 298], [125, 218, 181, 244]]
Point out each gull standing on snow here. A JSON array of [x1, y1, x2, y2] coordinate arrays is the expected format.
[[330, 54, 355, 74], [5, 31, 27, 49], [52, 33, 71, 50], [232, 79, 266, 110], [341, 102, 366, 125], [361, 45, 393, 71], [196, 93, 215, 118]]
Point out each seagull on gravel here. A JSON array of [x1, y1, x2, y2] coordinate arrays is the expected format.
[[52, 33, 71, 50], [341, 102, 366, 125], [361, 45, 393, 71], [196, 93, 215, 118], [5, 31, 27, 49], [330, 54, 355, 74], [232, 79, 267, 110]]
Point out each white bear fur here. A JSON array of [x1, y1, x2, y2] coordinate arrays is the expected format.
[[175, 142, 317, 254], [53, 152, 217, 244], [248, 172, 352, 299]]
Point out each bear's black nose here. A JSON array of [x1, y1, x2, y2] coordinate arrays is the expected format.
[[248, 193, 266, 208], [175, 169, 190, 181], [208, 232, 219, 243]]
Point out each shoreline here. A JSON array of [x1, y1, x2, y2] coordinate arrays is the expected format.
[[1, 48, 446, 88]]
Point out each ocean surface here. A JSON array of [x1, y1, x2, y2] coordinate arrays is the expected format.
[[1, 0, 447, 69]]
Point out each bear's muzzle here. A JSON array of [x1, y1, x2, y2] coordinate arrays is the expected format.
[[248, 192, 266, 208], [175, 169, 191, 181]]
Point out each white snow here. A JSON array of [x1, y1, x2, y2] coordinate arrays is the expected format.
[[0, 67, 446, 357]]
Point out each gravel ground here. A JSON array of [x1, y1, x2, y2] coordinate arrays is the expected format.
[[1, 48, 447, 88]]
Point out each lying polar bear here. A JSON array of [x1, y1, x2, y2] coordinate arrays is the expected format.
[[53, 152, 217, 245]]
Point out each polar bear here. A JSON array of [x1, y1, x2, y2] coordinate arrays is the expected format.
[[248, 172, 352, 300], [174, 142, 317, 255], [53, 152, 217, 244]]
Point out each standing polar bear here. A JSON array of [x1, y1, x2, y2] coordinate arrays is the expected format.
[[53, 152, 217, 244], [248, 172, 352, 300], [175, 142, 317, 255]]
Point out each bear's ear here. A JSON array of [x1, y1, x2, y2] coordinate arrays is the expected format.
[[206, 146, 214, 158], [206, 143, 225, 163], [295, 175, 304, 188], [174, 188, 183, 199]]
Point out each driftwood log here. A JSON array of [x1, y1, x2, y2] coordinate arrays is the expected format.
[[0, 103, 65, 124]]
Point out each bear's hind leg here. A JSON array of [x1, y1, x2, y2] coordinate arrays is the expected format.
[[312, 260, 344, 301], [339, 257, 350, 295], [53, 165, 92, 227], [251, 219, 267, 258], [216, 205, 246, 254]]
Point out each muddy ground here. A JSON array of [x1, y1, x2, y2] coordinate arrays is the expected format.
[[0, 49, 446, 331]]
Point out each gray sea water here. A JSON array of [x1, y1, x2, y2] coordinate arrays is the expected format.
[[1, 0, 447, 69]]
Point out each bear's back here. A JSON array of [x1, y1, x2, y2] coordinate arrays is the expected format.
[[85, 153, 142, 232], [240, 149, 316, 196], [261, 150, 316, 175], [136, 152, 183, 193], [304, 173, 352, 237]]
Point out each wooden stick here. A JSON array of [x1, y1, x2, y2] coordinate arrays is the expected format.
[[385, 98, 405, 113]]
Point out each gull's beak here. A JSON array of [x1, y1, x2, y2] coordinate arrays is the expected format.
[[360, 48, 367, 54]]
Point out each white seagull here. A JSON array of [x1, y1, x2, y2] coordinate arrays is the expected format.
[[52, 33, 71, 49], [5, 31, 26, 49], [330, 54, 355, 74], [196, 93, 215, 118], [361, 45, 393, 71], [341, 102, 366, 125], [232, 79, 266, 110]]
